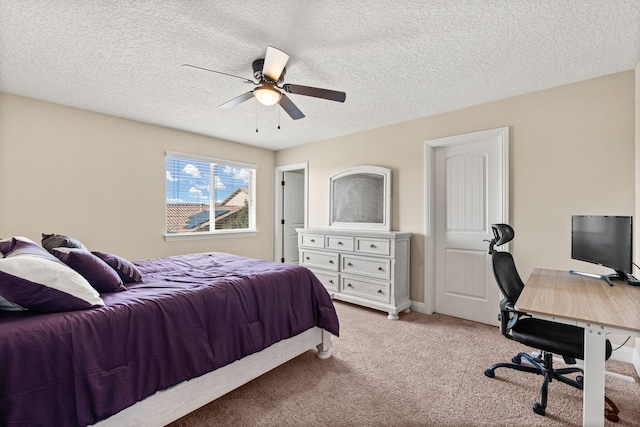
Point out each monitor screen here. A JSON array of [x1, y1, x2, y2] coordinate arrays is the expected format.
[[571, 215, 632, 276]]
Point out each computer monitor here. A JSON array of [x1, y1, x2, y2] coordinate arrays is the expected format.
[[571, 215, 633, 281]]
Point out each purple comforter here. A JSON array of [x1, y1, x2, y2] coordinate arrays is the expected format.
[[0, 252, 339, 426]]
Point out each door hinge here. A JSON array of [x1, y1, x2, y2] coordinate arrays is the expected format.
[[281, 219, 285, 224], [281, 180, 285, 186], [281, 258, 285, 263]]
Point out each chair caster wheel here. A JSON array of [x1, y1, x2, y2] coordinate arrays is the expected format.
[[605, 411, 619, 422], [605, 396, 620, 422], [484, 369, 495, 378], [512, 355, 522, 364], [532, 403, 546, 416]]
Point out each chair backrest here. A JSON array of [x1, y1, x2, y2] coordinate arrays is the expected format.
[[489, 224, 524, 304], [491, 251, 525, 304]]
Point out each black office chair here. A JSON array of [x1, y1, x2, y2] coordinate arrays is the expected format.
[[483, 224, 619, 422]]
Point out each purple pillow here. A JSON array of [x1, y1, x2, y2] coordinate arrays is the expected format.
[[0, 237, 17, 254], [0, 253, 104, 312], [92, 251, 143, 283], [4, 237, 60, 262], [52, 248, 126, 293], [41, 233, 88, 254], [1, 236, 46, 257]]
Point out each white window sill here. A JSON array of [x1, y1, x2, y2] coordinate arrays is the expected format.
[[164, 230, 258, 241]]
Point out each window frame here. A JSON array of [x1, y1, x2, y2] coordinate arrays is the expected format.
[[164, 151, 257, 241]]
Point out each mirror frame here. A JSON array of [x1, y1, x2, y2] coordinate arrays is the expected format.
[[329, 165, 391, 231]]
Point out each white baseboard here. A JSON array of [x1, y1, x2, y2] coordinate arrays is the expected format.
[[410, 301, 638, 376], [610, 345, 634, 364], [410, 301, 428, 314]]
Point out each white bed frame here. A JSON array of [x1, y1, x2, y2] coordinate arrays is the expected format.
[[93, 327, 332, 427]]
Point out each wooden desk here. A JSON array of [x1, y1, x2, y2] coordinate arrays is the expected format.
[[516, 268, 640, 427]]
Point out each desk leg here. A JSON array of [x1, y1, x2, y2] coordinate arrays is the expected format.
[[583, 325, 606, 427]]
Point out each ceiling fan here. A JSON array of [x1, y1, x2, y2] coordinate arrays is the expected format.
[[182, 46, 346, 120]]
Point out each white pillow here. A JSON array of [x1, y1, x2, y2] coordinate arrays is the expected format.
[[0, 254, 104, 312]]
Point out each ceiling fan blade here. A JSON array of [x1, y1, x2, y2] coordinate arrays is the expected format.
[[278, 93, 305, 120], [182, 64, 255, 84], [283, 84, 346, 102], [219, 91, 254, 109], [262, 46, 289, 82]]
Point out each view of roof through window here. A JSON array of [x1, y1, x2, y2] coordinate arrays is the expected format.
[[166, 156, 254, 233]]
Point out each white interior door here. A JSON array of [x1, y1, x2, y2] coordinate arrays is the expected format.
[[430, 128, 508, 326], [282, 171, 305, 264], [274, 163, 308, 265]]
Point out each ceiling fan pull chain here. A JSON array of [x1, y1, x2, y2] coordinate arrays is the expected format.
[[278, 108, 281, 130], [255, 111, 259, 133]]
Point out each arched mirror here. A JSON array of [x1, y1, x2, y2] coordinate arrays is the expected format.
[[329, 166, 391, 231]]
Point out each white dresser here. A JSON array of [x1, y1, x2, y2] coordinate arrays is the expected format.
[[297, 228, 411, 319]]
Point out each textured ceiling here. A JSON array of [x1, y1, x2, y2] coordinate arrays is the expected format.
[[1, 1, 639, 151]]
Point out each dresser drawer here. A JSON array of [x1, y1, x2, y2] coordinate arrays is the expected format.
[[326, 235, 354, 251], [341, 255, 391, 280], [341, 275, 390, 303], [309, 269, 339, 292], [300, 250, 339, 271], [300, 234, 325, 249], [356, 237, 391, 256]]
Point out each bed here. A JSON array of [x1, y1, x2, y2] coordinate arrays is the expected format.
[[0, 239, 339, 427]]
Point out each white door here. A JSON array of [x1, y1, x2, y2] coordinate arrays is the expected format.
[[431, 128, 508, 325], [282, 171, 305, 264]]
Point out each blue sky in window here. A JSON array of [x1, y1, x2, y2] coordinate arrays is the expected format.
[[166, 157, 250, 204]]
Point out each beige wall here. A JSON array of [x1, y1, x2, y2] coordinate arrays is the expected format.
[[0, 93, 276, 261], [0, 70, 635, 353], [276, 71, 636, 306]]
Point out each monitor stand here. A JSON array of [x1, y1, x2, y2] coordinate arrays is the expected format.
[[612, 270, 640, 286], [569, 270, 613, 286]]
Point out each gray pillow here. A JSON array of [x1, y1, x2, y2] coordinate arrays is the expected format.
[[41, 233, 88, 253], [0, 294, 26, 311]]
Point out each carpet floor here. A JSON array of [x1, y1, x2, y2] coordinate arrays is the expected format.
[[169, 301, 640, 426]]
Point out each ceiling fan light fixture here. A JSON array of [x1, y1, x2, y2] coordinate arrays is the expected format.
[[253, 86, 281, 106]]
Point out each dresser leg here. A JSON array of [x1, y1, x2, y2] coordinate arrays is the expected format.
[[387, 312, 400, 320]]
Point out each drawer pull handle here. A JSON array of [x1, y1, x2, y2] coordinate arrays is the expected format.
[[310, 239, 315, 242], [377, 290, 383, 294], [337, 241, 343, 245], [347, 283, 353, 287], [347, 262, 353, 266], [329, 260, 334, 264], [305, 256, 310, 260], [378, 267, 384, 271], [370, 244, 377, 248], [329, 280, 334, 284]]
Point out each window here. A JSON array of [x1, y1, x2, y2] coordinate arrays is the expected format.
[[165, 152, 256, 238]]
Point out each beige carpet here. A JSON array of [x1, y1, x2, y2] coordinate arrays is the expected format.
[[169, 301, 640, 426]]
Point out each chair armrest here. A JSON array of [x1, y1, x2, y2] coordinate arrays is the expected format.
[[499, 298, 529, 334]]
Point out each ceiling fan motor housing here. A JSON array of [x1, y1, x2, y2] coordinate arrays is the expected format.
[[252, 58, 286, 84]]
